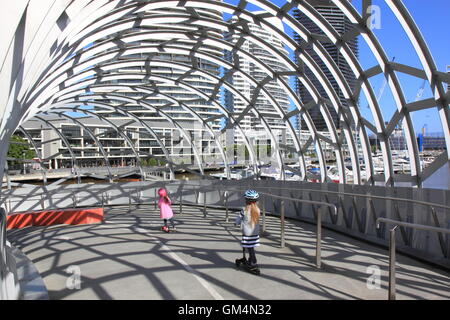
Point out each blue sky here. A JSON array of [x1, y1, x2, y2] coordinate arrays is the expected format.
[[223, 0, 449, 135], [355, 0, 449, 135]]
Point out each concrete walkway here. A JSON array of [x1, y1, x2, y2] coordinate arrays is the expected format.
[[7, 205, 450, 300]]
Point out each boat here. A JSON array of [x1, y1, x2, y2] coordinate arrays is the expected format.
[[327, 166, 352, 183], [327, 165, 369, 183], [209, 168, 255, 180]]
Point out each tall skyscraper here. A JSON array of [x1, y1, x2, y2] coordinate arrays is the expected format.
[[224, 14, 290, 148], [293, 0, 358, 131]]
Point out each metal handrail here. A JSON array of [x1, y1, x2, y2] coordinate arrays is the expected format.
[[4, 193, 111, 212], [3, 180, 448, 211], [1, 189, 139, 207], [376, 217, 450, 300], [171, 181, 450, 257], [176, 183, 338, 268], [376, 218, 450, 235], [210, 183, 450, 211]]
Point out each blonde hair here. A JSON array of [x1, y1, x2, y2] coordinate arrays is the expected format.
[[246, 201, 260, 226]]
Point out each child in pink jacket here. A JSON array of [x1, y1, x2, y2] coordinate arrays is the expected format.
[[158, 188, 176, 232]]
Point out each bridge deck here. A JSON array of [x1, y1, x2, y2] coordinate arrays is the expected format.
[[7, 205, 450, 300]]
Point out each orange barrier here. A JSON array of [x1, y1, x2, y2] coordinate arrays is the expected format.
[[121, 178, 140, 182], [6, 208, 104, 230]]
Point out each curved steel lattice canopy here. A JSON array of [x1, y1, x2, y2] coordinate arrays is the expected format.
[[0, 0, 449, 187]]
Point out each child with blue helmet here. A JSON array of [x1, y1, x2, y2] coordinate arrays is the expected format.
[[234, 189, 261, 274]]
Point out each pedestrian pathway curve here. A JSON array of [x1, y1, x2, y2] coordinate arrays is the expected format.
[[6, 205, 450, 300]]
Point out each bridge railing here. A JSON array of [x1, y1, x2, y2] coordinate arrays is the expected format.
[[376, 218, 450, 300], [173, 184, 337, 269], [1, 179, 449, 268], [210, 182, 450, 259]]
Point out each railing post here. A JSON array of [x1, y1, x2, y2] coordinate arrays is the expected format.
[[179, 190, 183, 215], [41, 194, 45, 210], [154, 188, 157, 209], [0, 208, 6, 267], [280, 200, 285, 248], [129, 191, 132, 210], [203, 190, 207, 218], [6, 173, 11, 190], [262, 196, 266, 233], [316, 206, 322, 269], [225, 191, 229, 222], [72, 194, 76, 208], [389, 225, 398, 300], [101, 193, 104, 209]]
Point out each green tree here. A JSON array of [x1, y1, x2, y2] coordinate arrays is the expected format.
[[7, 135, 36, 166], [148, 158, 158, 166], [141, 158, 155, 166]]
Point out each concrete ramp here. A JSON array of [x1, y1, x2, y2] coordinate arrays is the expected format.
[[6, 205, 450, 300]]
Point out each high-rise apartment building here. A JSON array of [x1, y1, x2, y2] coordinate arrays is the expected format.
[[293, 0, 358, 131], [20, 116, 215, 170], [93, 7, 225, 166], [224, 14, 290, 150], [16, 8, 227, 170]]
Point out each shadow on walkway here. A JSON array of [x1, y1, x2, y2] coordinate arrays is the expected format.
[[6, 205, 450, 300]]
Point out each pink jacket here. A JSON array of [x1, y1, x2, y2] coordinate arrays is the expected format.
[[158, 196, 173, 219]]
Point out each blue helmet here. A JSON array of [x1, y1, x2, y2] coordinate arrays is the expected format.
[[244, 189, 259, 201]]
